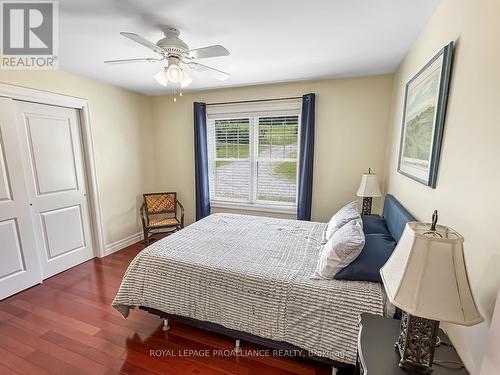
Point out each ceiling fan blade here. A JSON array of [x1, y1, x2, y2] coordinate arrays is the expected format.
[[120, 32, 164, 55], [187, 62, 230, 81], [187, 45, 229, 59], [186, 61, 230, 81], [104, 57, 164, 64]]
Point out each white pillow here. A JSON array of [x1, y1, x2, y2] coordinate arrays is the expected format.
[[324, 201, 360, 241], [311, 219, 365, 280]]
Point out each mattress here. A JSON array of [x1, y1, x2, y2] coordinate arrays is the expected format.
[[112, 213, 385, 364]]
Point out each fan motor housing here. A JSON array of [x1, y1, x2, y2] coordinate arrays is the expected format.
[[156, 27, 189, 57]]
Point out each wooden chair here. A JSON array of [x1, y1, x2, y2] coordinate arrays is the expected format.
[[140, 192, 184, 246]]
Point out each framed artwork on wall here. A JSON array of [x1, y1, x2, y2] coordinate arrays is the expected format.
[[397, 42, 454, 188]]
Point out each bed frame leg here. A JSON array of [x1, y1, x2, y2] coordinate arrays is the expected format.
[[162, 318, 170, 331], [233, 339, 242, 354]]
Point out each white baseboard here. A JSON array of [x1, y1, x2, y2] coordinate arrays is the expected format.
[[104, 232, 143, 256]]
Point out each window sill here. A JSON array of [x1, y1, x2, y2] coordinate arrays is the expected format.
[[211, 201, 297, 215]]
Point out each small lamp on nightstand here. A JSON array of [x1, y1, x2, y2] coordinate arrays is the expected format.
[[380, 211, 483, 373], [356, 168, 382, 215]]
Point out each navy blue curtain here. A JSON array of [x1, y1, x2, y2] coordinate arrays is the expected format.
[[194, 102, 210, 220], [297, 93, 316, 221]]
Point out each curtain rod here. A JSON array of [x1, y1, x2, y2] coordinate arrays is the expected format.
[[205, 96, 302, 106]]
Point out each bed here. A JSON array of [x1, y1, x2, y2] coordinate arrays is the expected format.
[[112, 194, 414, 369]]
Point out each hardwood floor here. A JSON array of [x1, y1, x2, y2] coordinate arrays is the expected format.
[[0, 237, 335, 375]]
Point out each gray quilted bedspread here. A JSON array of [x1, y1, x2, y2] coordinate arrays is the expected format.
[[112, 213, 384, 364]]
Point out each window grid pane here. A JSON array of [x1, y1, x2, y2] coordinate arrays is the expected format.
[[212, 118, 250, 202], [257, 116, 299, 204], [215, 118, 250, 159], [214, 160, 250, 200]]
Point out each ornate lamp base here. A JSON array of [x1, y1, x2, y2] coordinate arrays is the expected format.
[[396, 311, 439, 373], [361, 197, 373, 215]]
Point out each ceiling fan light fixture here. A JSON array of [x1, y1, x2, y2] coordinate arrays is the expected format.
[[111, 28, 230, 90]]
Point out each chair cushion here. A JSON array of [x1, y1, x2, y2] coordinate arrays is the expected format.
[[361, 215, 391, 236], [148, 217, 180, 227], [335, 233, 397, 283]]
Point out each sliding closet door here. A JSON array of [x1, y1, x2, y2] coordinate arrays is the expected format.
[[0, 98, 42, 299], [15, 101, 94, 278]]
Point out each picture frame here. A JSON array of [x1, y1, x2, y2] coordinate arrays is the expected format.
[[397, 42, 454, 188]]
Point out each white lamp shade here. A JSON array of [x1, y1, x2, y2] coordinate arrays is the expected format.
[[380, 222, 483, 326], [356, 173, 381, 197]]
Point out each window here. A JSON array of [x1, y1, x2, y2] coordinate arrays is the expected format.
[[207, 100, 301, 213]]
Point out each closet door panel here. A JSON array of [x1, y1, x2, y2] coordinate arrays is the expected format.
[[40, 204, 86, 259], [16, 101, 94, 278], [0, 134, 11, 200], [0, 98, 41, 300], [0, 219, 26, 279], [25, 114, 78, 195]]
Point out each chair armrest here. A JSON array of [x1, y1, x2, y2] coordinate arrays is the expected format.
[[140, 203, 148, 227], [177, 200, 185, 227]]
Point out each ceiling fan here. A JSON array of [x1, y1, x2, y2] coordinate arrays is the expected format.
[[105, 26, 230, 89]]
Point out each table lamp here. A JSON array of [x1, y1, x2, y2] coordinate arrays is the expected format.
[[356, 168, 382, 215], [380, 211, 483, 373]]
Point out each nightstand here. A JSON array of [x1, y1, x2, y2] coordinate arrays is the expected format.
[[356, 313, 468, 375]]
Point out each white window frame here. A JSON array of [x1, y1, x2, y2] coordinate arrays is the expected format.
[[207, 99, 302, 214]]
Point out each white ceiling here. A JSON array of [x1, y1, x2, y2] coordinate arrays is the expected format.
[[58, 0, 441, 96]]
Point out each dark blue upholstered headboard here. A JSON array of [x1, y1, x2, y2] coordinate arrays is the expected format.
[[382, 194, 415, 241]]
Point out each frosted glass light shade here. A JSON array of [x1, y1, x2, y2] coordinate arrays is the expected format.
[[380, 222, 483, 326], [166, 64, 183, 82], [154, 69, 168, 87], [181, 70, 192, 88], [356, 173, 381, 197]]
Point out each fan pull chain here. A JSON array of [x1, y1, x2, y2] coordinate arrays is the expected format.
[[172, 88, 183, 102]]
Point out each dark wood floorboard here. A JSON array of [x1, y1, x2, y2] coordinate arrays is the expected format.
[[0, 235, 334, 375]]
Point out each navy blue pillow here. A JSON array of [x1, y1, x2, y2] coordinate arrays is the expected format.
[[361, 215, 390, 236], [335, 233, 396, 283]]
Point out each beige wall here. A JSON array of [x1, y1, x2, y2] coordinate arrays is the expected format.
[[150, 75, 393, 225], [0, 70, 156, 248], [384, 0, 500, 373]]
